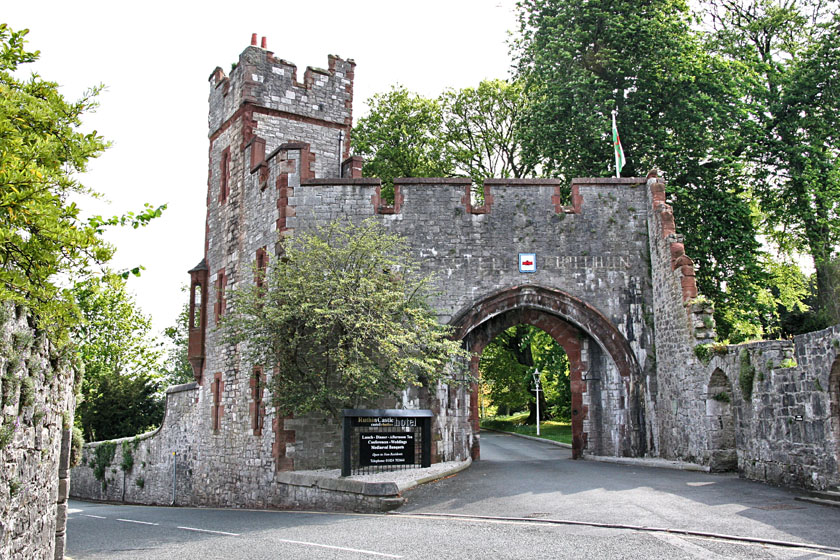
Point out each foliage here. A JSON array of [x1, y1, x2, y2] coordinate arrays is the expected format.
[[480, 412, 572, 444], [711, 391, 731, 403], [135, 476, 145, 489], [352, 80, 534, 198], [120, 440, 134, 472], [479, 325, 570, 423], [440, 79, 535, 184], [69, 425, 84, 468], [702, 0, 840, 325], [513, 0, 779, 341], [160, 295, 194, 386], [352, 86, 453, 197], [694, 342, 729, 365], [223, 219, 470, 419], [0, 25, 165, 339], [73, 276, 165, 441], [739, 349, 756, 401], [91, 441, 116, 483]]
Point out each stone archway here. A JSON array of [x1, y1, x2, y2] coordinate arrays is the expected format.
[[705, 368, 737, 472], [449, 284, 645, 461]]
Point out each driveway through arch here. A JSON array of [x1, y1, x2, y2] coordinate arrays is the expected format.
[[449, 285, 644, 460]]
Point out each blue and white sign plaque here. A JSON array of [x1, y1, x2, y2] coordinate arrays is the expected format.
[[519, 253, 537, 273]]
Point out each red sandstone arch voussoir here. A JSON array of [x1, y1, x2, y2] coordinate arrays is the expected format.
[[449, 284, 641, 380]]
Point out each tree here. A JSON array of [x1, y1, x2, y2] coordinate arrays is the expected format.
[[160, 297, 194, 386], [480, 325, 570, 423], [440, 79, 535, 183], [352, 80, 534, 196], [223, 219, 469, 418], [0, 24, 164, 340], [352, 86, 453, 195], [73, 276, 165, 441], [513, 0, 775, 341], [709, 1, 840, 326]]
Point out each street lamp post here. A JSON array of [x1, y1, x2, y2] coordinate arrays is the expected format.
[[532, 369, 541, 436]]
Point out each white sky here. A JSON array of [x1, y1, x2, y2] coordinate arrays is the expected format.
[[4, 0, 520, 336]]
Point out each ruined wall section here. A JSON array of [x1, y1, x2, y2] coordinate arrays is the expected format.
[[699, 327, 840, 490], [645, 171, 716, 461], [0, 304, 77, 560]]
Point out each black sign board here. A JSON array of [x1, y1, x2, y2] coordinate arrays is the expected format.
[[359, 432, 415, 467]]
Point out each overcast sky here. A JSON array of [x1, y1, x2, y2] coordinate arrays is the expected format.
[[5, 0, 520, 336]]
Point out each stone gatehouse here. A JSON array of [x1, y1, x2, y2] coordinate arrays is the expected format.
[[70, 38, 840, 509]]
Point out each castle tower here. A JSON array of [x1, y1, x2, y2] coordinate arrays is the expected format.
[[188, 36, 356, 382]]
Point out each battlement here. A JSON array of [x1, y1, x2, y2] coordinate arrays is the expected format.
[[208, 35, 355, 139]]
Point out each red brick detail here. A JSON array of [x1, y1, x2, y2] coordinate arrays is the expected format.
[[461, 184, 495, 215], [240, 106, 259, 151], [342, 156, 364, 178], [452, 285, 641, 460], [211, 373, 224, 433], [255, 247, 268, 292], [188, 267, 208, 383], [276, 173, 294, 234], [219, 147, 231, 204], [648, 171, 701, 302], [371, 184, 403, 214], [214, 268, 227, 322], [553, 183, 583, 214], [296, 143, 315, 181], [249, 136, 266, 171], [250, 368, 266, 436], [273, 411, 295, 472]]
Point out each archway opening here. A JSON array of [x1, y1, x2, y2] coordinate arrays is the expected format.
[[706, 368, 737, 472], [450, 285, 646, 461], [479, 324, 572, 443]]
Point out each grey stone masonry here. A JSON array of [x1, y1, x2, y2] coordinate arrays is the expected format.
[[69, 42, 840, 517], [0, 303, 77, 560]]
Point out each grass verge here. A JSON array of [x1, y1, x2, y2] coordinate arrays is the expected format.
[[480, 413, 572, 445]]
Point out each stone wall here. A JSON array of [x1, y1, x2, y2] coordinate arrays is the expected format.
[[646, 171, 840, 489], [0, 303, 77, 560], [699, 327, 840, 490], [70, 382, 199, 506]]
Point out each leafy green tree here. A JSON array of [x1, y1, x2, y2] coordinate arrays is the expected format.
[[513, 0, 773, 341], [440, 79, 535, 183], [0, 24, 164, 340], [160, 297, 194, 386], [223, 219, 470, 418], [352, 86, 452, 195], [73, 276, 165, 441], [480, 325, 569, 423]]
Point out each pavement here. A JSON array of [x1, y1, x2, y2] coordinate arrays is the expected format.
[[65, 431, 840, 559], [400, 431, 840, 551]]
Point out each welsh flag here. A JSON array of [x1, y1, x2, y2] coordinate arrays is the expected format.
[[612, 110, 626, 177]]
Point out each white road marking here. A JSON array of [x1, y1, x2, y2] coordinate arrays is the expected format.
[[117, 518, 159, 526], [82, 514, 106, 519], [275, 538, 403, 558], [68, 508, 83, 514], [177, 526, 240, 537]]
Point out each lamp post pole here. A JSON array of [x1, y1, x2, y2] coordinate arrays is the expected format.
[[532, 369, 541, 436]]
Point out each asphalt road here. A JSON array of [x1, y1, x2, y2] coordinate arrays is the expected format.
[[66, 432, 840, 559]]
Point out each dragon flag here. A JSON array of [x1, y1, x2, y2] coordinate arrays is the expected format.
[[612, 110, 626, 177]]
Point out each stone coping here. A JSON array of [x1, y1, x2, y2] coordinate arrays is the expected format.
[[286, 459, 472, 496]]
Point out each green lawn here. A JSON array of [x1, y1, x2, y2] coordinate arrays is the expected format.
[[479, 412, 572, 445]]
